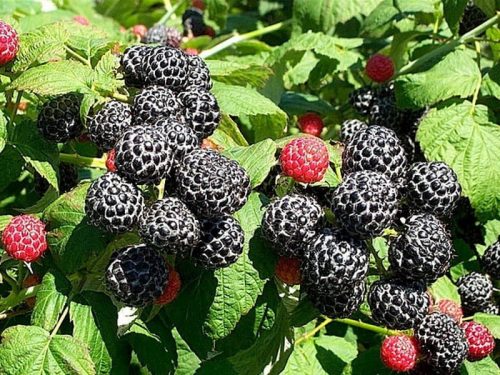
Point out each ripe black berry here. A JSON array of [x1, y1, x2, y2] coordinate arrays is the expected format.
[[114, 125, 172, 185], [340, 119, 367, 144], [185, 54, 212, 91], [88, 100, 132, 151], [139, 197, 200, 258], [121, 45, 151, 87], [308, 281, 365, 319], [182, 8, 206, 37], [132, 86, 184, 126], [37, 94, 82, 142], [349, 86, 375, 116], [457, 272, 494, 314], [85, 172, 144, 233], [262, 194, 324, 258], [143, 46, 189, 89], [191, 215, 244, 269], [178, 89, 220, 140], [105, 244, 168, 307], [142, 25, 182, 48], [481, 239, 500, 280]]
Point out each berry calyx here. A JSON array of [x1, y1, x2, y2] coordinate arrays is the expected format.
[[131, 24, 148, 38], [365, 54, 394, 83], [461, 321, 495, 362], [275, 257, 301, 285], [155, 264, 182, 305], [433, 299, 463, 323], [106, 149, 117, 172], [2, 215, 48, 262], [297, 113, 324, 137], [280, 138, 329, 184], [0, 21, 19, 66], [380, 335, 420, 372]]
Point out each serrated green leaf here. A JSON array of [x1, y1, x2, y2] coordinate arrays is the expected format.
[[125, 319, 175, 375], [173, 327, 201, 375], [31, 270, 71, 331], [462, 356, 500, 375], [10, 60, 93, 96], [472, 313, 500, 338], [0, 215, 13, 231], [362, 0, 400, 36], [292, 0, 335, 34], [314, 335, 358, 366], [0, 145, 25, 193], [481, 64, 500, 99], [92, 51, 123, 96], [205, 0, 229, 28], [11, 121, 59, 191], [43, 183, 109, 274], [0, 111, 7, 153], [204, 193, 276, 340], [428, 275, 461, 304], [209, 114, 248, 149], [284, 50, 320, 87], [476, 220, 500, 256], [395, 50, 481, 108], [18, 10, 75, 33], [207, 60, 273, 89], [279, 92, 334, 116], [417, 101, 500, 220], [350, 344, 391, 375], [19, 186, 59, 214], [443, 0, 469, 33], [223, 139, 277, 188], [282, 340, 326, 374], [0, 325, 95, 375]]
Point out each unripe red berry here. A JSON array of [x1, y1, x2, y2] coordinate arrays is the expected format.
[[184, 48, 199, 56], [366, 54, 394, 83], [0, 21, 19, 66], [380, 335, 420, 372], [275, 257, 301, 285], [192, 0, 205, 10], [131, 24, 148, 39], [280, 138, 329, 184], [73, 15, 90, 26], [461, 321, 495, 361], [2, 215, 48, 262], [155, 264, 181, 305], [433, 299, 463, 323], [204, 26, 216, 38], [297, 113, 324, 137], [106, 149, 117, 172]]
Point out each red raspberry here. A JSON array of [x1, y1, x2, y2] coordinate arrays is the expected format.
[[184, 48, 199, 56], [192, 0, 205, 10], [280, 138, 329, 183], [73, 15, 90, 26], [275, 257, 301, 285], [131, 24, 148, 39], [0, 21, 19, 66], [461, 321, 495, 361], [380, 335, 420, 372], [298, 113, 324, 137], [106, 149, 117, 172], [366, 54, 394, 83], [22, 274, 41, 308], [433, 299, 463, 323], [2, 215, 48, 262], [155, 264, 181, 305], [204, 26, 216, 38]]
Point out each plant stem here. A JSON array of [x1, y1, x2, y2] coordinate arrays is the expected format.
[[157, 179, 166, 200], [64, 46, 91, 67], [7, 91, 23, 133], [0, 308, 31, 320], [200, 20, 292, 58], [295, 316, 401, 344], [366, 239, 387, 275], [398, 13, 499, 76], [0, 285, 39, 312], [157, 0, 186, 25], [50, 306, 69, 338], [59, 153, 107, 170], [111, 92, 130, 103], [470, 41, 482, 114]]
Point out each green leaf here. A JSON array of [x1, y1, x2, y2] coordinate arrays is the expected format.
[[472, 313, 500, 338], [362, 0, 400, 36], [443, 0, 469, 33], [204, 193, 276, 340], [207, 60, 273, 89], [43, 183, 109, 274], [0, 215, 13, 231], [172, 327, 201, 375], [282, 340, 326, 374], [417, 101, 500, 220], [125, 319, 175, 374], [205, 0, 229, 28], [209, 114, 248, 149], [0, 112, 7, 153], [395, 50, 482, 108], [475, 220, 500, 256], [292, 0, 335, 34], [314, 335, 358, 370], [0, 325, 95, 375], [10, 60, 93, 96], [0, 145, 25, 193], [31, 270, 71, 332], [11, 121, 59, 191], [428, 275, 461, 304], [279, 92, 334, 116], [92, 51, 122, 96], [481, 64, 500, 99], [223, 139, 277, 188], [462, 357, 500, 375]]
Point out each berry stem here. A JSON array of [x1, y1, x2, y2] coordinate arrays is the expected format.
[[157, 0, 186, 25], [0, 285, 40, 313], [295, 316, 401, 344], [0, 308, 31, 320], [64, 46, 91, 67], [397, 13, 499, 76], [111, 92, 131, 103], [157, 179, 166, 200], [59, 153, 107, 170], [366, 240, 387, 275], [50, 305, 69, 338], [199, 20, 292, 58]]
